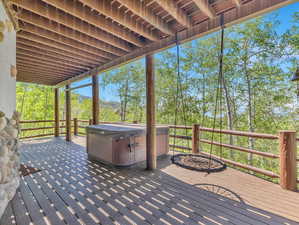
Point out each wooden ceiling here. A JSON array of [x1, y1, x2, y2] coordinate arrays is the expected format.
[[6, 0, 295, 85]]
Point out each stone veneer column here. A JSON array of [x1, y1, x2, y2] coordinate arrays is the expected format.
[[0, 111, 20, 219]]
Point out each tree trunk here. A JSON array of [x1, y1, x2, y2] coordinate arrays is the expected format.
[[123, 78, 129, 121], [222, 76, 235, 159], [244, 61, 255, 165]]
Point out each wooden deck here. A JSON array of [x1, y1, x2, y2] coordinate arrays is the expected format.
[[1, 136, 299, 225]]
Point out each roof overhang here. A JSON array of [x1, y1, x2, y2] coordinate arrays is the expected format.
[[9, 0, 298, 86]]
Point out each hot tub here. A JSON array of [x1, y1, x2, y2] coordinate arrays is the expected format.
[[86, 124, 169, 166]]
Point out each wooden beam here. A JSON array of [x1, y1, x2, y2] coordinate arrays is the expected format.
[[18, 28, 112, 62], [77, 0, 160, 41], [17, 43, 97, 68], [17, 12, 125, 56], [17, 72, 64, 80], [155, 0, 192, 28], [65, 83, 92, 91], [57, 0, 296, 86], [146, 54, 156, 170], [16, 49, 91, 70], [17, 57, 85, 73], [17, 35, 108, 64], [11, 0, 134, 52], [92, 75, 99, 125], [18, 30, 111, 62], [192, 124, 200, 154], [17, 73, 60, 85], [65, 84, 72, 141], [17, 60, 73, 74], [54, 88, 60, 137], [17, 65, 74, 77], [40, 0, 145, 47], [193, 0, 216, 19], [17, 67, 67, 77], [116, 0, 174, 35], [279, 131, 297, 191]]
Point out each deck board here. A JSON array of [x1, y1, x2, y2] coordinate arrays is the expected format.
[[0, 136, 298, 225]]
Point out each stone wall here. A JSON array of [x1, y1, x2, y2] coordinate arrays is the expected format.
[[0, 111, 20, 219], [0, 2, 16, 117]]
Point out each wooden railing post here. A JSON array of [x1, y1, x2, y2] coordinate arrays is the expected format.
[[92, 74, 99, 125], [54, 88, 60, 137], [279, 130, 297, 191], [89, 119, 93, 125], [65, 84, 72, 142], [74, 118, 78, 136], [192, 124, 200, 154]]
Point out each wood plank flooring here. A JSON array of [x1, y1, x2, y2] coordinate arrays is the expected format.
[[0, 137, 298, 225]]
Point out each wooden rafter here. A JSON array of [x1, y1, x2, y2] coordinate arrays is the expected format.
[[17, 11, 125, 56], [10, 0, 134, 52], [17, 49, 88, 71], [8, 0, 294, 85], [17, 69, 67, 77], [77, 0, 161, 41], [17, 63, 79, 75], [57, 0, 295, 86], [16, 62, 81, 76], [17, 57, 85, 73], [116, 0, 174, 35], [17, 72, 64, 81], [18, 24, 115, 60], [17, 43, 98, 67], [154, 0, 192, 28], [193, 0, 216, 18], [17, 78, 57, 84], [17, 49, 91, 70], [17, 37, 105, 65], [40, 0, 145, 47]]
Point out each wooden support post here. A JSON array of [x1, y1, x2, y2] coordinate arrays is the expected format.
[[279, 131, 297, 191], [54, 88, 60, 137], [92, 74, 99, 125], [192, 124, 200, 154], [74, 118, 78, 136], [89, 119, 93, 125], [146, 54, 156, 170], [65, 85, 72, 142]]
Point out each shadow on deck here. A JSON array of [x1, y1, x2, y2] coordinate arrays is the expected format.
[[1, 137, 298, 225]]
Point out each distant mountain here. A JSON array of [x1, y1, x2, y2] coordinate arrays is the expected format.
[[78, 94, 120, 110]]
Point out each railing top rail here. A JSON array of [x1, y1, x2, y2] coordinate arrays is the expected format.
[[20, 120, 66, 123], [169, 125, 278, 140]]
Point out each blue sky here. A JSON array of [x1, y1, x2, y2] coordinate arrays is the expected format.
[[73, 2, 299, 102]]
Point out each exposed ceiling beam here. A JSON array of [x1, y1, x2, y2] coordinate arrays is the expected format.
[[232, 0, 241, 7], [77, 0, 161, 41], [17, 43, 98, 68], [17, 37, 105, 65], [154, 0, 192, 28], [40, 0, 145, 47], [17, 53, 89, 72], [57, 0, 294, 86], [10, 0, 134, 52], [17, 68, 68, 77], [17, 48, 91, 70], [17, 73, 64, 85], [17, 57, 85, 73], [116, 0, 174, 35], [17, 71, 66, 80], [18, 23, 115, 60], [193, 0, 216, 19], [17, 63, 80, 75]]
